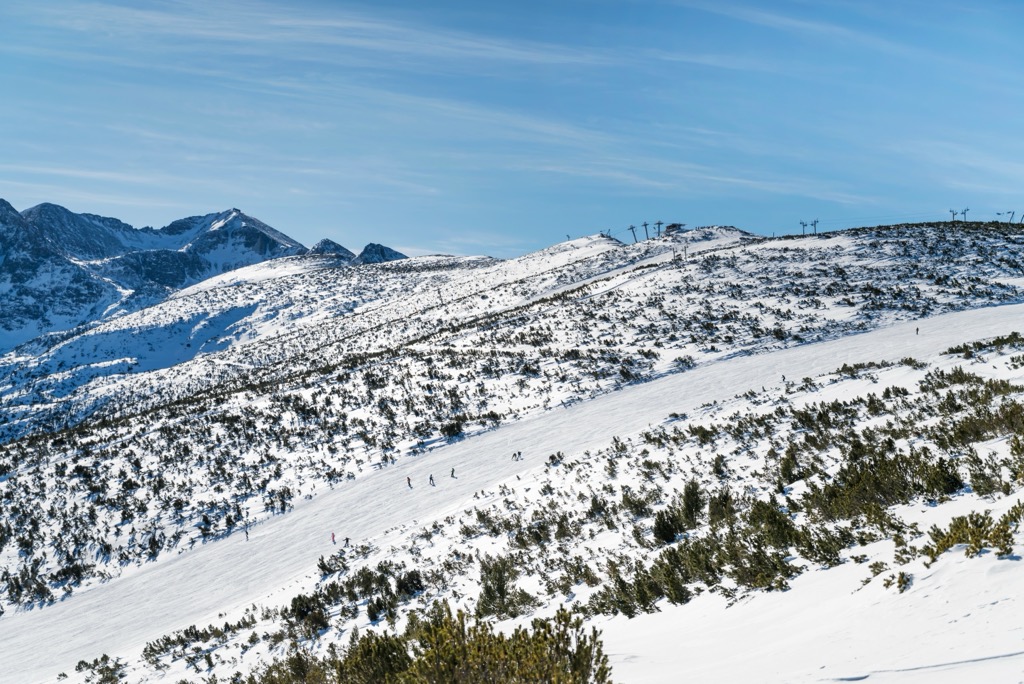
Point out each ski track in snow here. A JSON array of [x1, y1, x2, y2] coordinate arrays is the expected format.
[[4, 303, 1024, 682]]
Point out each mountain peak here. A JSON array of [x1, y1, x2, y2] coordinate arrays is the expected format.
[[307, 239, 356, 258], [20, 202, 138, 260], [0, 197, 23, 223], [352, 243, 407, 265]]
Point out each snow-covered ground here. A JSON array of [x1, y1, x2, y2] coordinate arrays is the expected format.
[[604, 535, 1024, 683], [5, 301, 1024, 682], [4, 224, 1024, 682]]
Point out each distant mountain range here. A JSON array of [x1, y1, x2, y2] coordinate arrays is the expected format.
[[0, 199, 405, 351]]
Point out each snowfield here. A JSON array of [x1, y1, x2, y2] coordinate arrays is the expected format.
[[5, 302, 1024, 682], [604, 533, 1024, 683], [3, 223, 1024, 682]]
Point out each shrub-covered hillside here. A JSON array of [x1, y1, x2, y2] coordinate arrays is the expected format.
[[4, 222, 1024, 682]]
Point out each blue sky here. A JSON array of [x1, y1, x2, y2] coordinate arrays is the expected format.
[[1, 1, 1021, 257]]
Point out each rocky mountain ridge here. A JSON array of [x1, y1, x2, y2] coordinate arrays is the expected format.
[[0, 200, 406, 352]]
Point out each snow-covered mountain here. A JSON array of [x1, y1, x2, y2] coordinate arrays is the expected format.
[[306, 238, 356, 258], [0, 200, 406, 353], [351, 242, 408, 264], [3, 220, 1024, 682]]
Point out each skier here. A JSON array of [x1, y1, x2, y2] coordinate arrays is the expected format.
[[429, 474, 435, 486], [451, 467, 455, 478], [407, 476, 412, 488], [344, 537, 350, 547], [331, 532, 336, 545]]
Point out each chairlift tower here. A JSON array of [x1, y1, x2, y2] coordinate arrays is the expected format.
[[949, 209, 957, 221], [655, 220, 664, 237], [800, 221, 807, 235], [628, 225, 638, 243], [642, 221, 650, 240]]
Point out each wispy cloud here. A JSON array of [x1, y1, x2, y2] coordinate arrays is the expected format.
[[21, 0, 611, 69], [512, 148, 873, 205], [645, 49, 794, 75], [694, 171, 871, 205], [897, 139, 1024, 197], [0, 0, 618, 147], [0, 163, 175, 186], [0, 179, 189, 213], [672, 0, 934, 61]]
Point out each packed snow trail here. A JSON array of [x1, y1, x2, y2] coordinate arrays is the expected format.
[[4, 303, 1024, 682]]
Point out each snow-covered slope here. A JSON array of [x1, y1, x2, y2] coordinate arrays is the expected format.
[[2, 222, 1019, 444], [3, 221, 1024, 682]]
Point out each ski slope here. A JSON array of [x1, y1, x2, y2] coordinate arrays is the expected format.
[[602, 537, 1024, 683], [4, 302, 1024, 682]]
